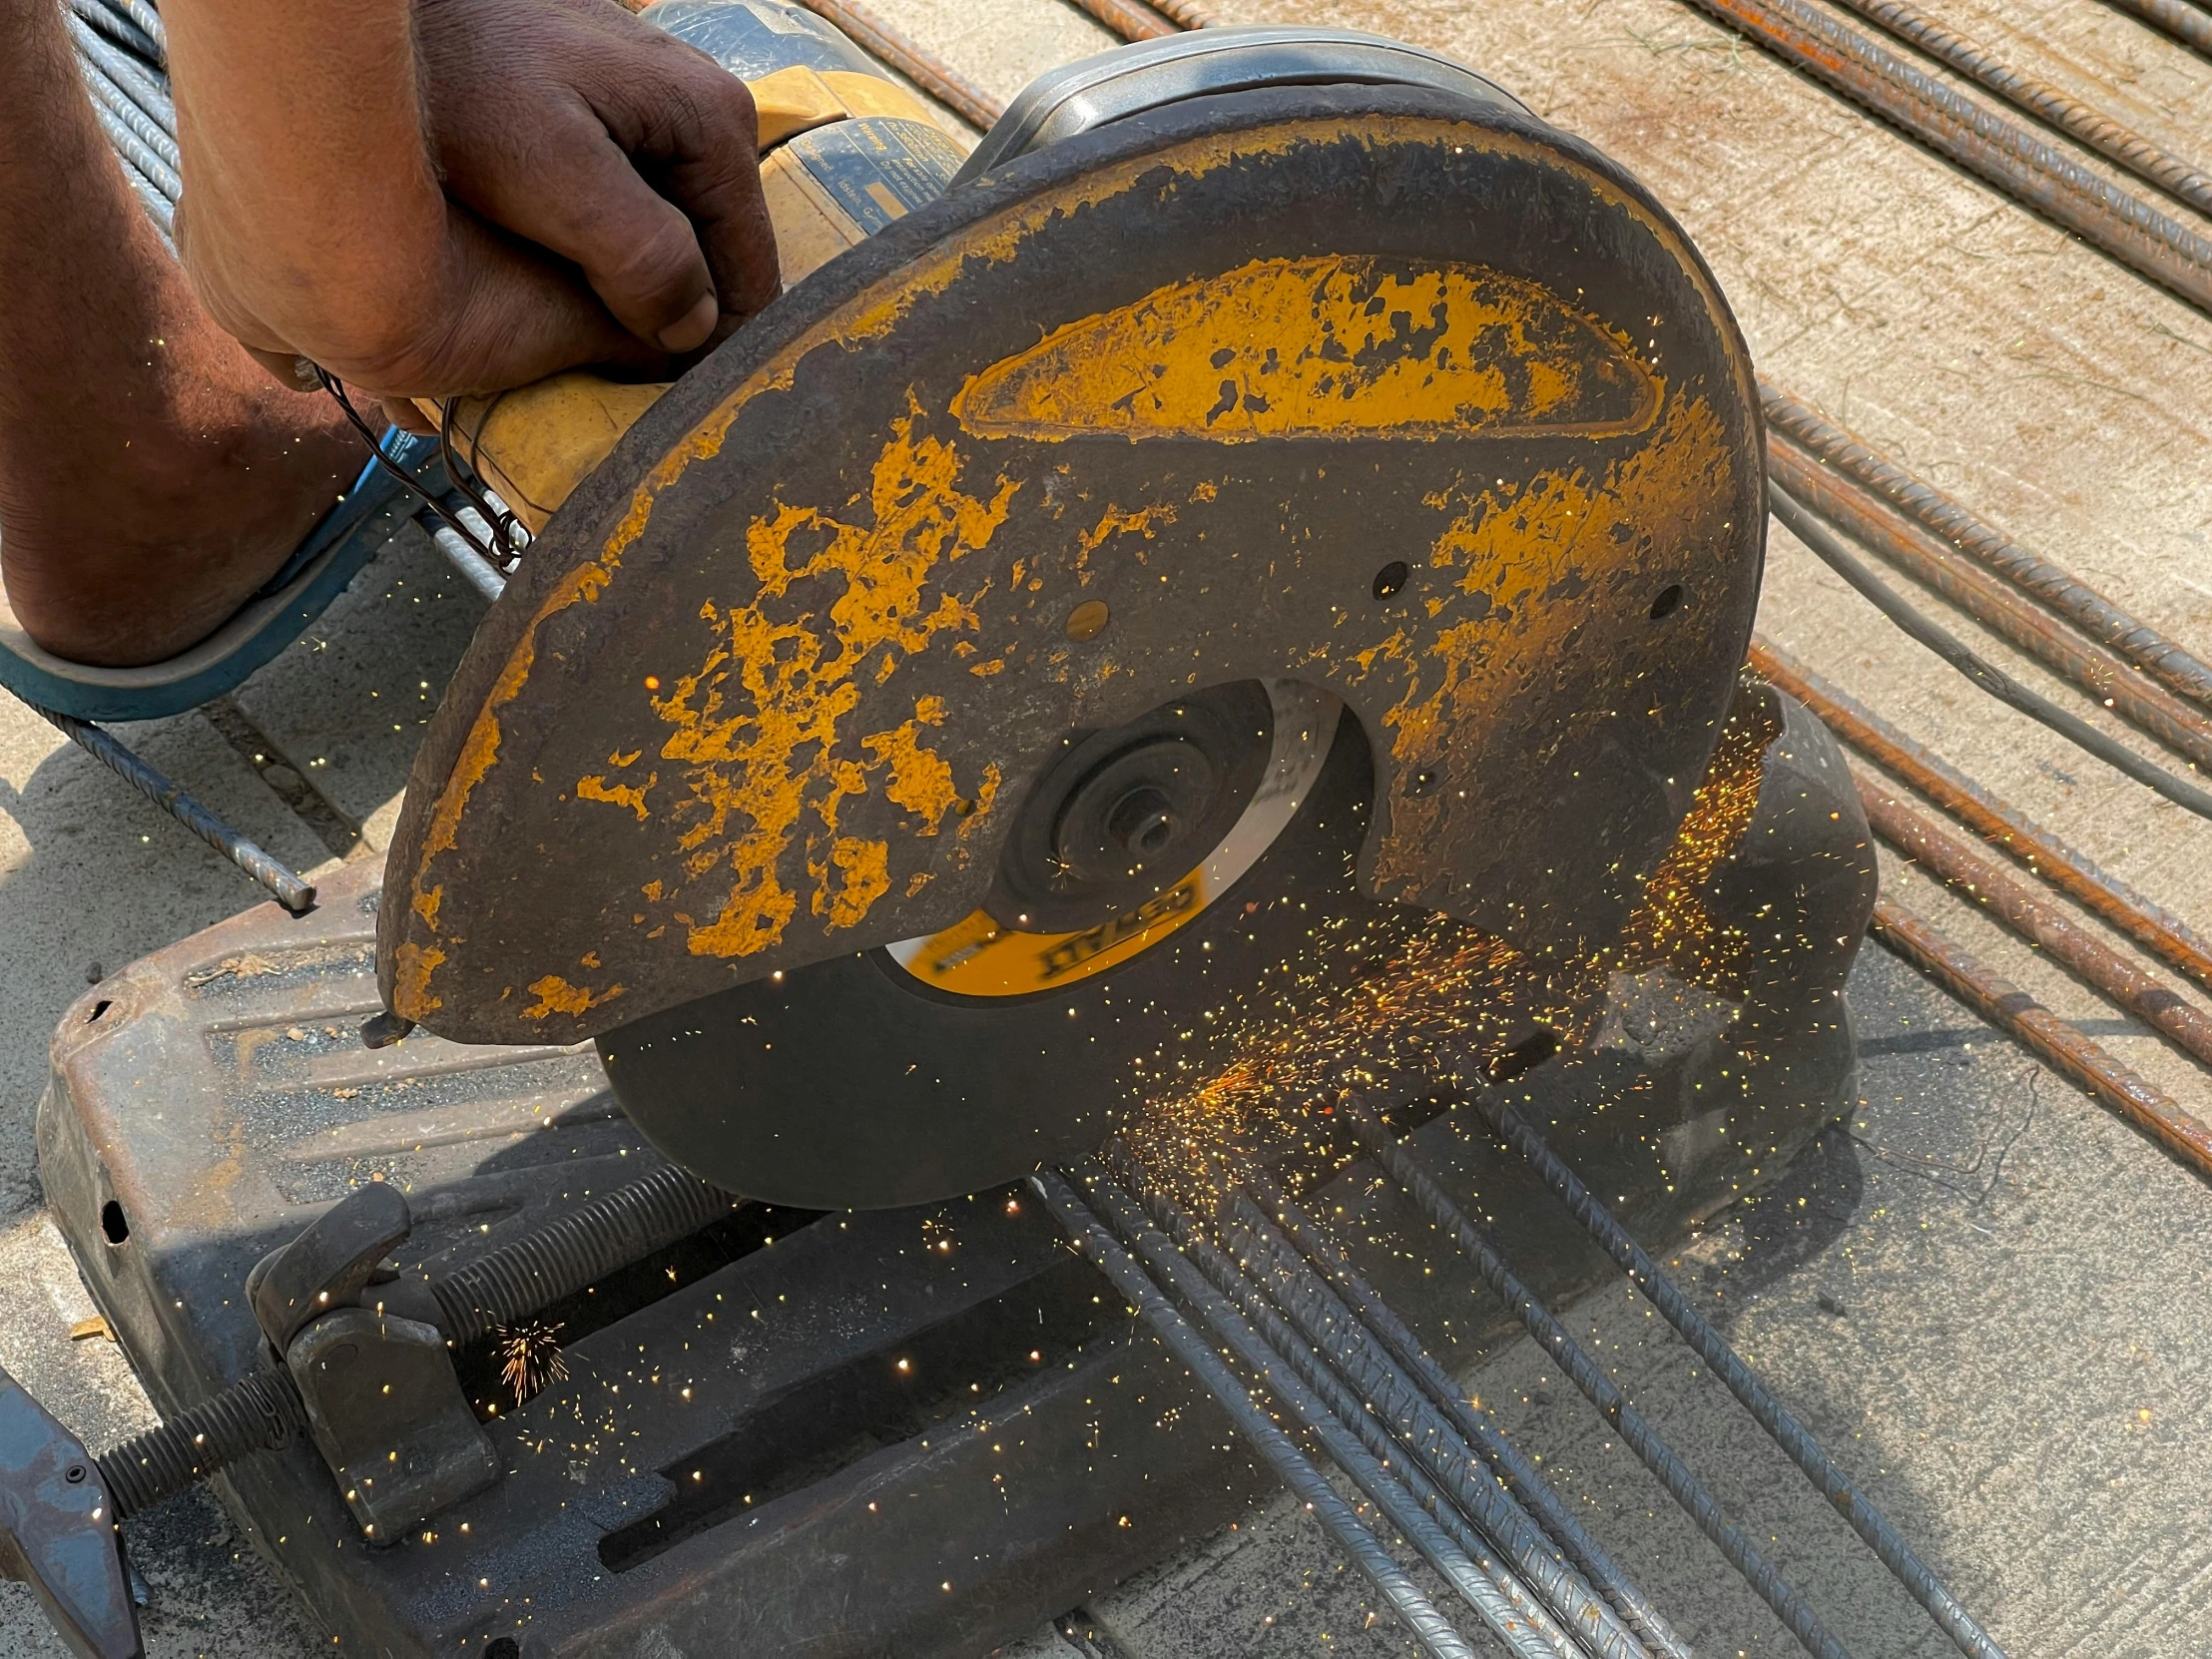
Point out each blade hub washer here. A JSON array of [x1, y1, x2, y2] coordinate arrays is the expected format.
[[987, 680, 1273, 932]]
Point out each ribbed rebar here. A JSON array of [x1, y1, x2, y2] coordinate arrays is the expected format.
[[74, 51, 179, 175], [1451, 1091, 2008, 1659], [1213, 1198, 1652, 1659], [31, 704, 315, 912], [65, 0, 165, 68], [1760, 386, 2212, 713], [1872, 897, 2212, 1177], [1827, 0, 2212, 215], [1860, 777, 2212, 1073], [1337, 1103, 1851, 1659], [1767, 484, 2212, 823], [1672, 0, 2212, 312], [1064, 0, 1177, 41], [794, 0, 1003, 131], [431, 1163, 741, 1347], [1768, 440, 2212, 777], [2097, 0, 2212, 59], [1032, 1167, 1479, 1659], [63, 12, 174, 137], [98, 1369, 306, 1519], [1751, 639, 2212, 993], [1096, 1149, 1606, 1659], [1143, 0, 1218, 25], [1241, 1173, 1693, 1659]]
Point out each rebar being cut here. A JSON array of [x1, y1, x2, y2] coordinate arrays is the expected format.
[[1238, 1171, 1693, 1659], [1328, 1105, 1854, 1659], [1030, 1167, 1485, 1659], [1431, 1090, 2007, 1659]]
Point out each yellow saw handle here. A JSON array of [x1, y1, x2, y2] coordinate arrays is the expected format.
[[417, 62, 961, 535]]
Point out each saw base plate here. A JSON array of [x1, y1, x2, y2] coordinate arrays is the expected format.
[[38, 683, 1868, 1655]]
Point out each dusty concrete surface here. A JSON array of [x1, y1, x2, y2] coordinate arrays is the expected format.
[[3, 0, 2210, 1653]]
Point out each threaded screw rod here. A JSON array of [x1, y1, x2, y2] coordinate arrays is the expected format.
[[90, 1164, 742, 1516], [1451, 1091, 2006, 1659], [431, 1163, 740, 1347], [98, 1369, 306, 1519]]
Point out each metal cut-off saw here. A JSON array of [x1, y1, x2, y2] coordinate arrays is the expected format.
[[6, 10, 1881, 1657]]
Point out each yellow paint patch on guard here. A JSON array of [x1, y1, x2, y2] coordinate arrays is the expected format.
[[523, 974, 624, 1020], [655, 408, 1017, 958], [952, 257, 1656, 442], [576, 774, 656, 821]]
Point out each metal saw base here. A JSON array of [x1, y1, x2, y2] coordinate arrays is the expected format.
[[36, 755, 1865, 1657]]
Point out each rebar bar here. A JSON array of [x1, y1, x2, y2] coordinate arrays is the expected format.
[[31, 704, 316, 912], [1760, 387, 2212, 713], [1871, 897, 2212, 1177], [1212, 1199, 1653, 1659], [1750, 640, 2212, 993], [1825, 0, 2212, 216], [73, 50, 179, 174], [1143, 0, 1218, 26], [65, 0, 164, 69], [1768, 484, 2212, 823], [425, 516, 509, 603], [1064, 0, 1178, 41], [1032, 1167, 1481, 1659], [2097, 0, 2212, 59], [794, 0, 1003, 131], [1771, 442, 2212, 777], [1444, 1091, 2010, 1659], [1240, 1172, 1693, 1659], [1336, 1105, 1851, 1659], [1670, 0, 2212, 313], [1860, 778, 2212, 1073], [1097, 1149, 1615, 1659]]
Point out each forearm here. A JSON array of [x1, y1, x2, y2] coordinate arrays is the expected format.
[[163, 0, 447, 365]]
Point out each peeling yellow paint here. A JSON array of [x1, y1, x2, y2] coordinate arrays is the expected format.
[[1373, 391, 1737, 887], [577, 773, 656, 821], [523, 974, 624, 1020], [655, 408, 1017, 959], [952, 257, 1655, 442]]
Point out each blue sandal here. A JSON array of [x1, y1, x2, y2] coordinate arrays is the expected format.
[[0, 429, 444, 724]]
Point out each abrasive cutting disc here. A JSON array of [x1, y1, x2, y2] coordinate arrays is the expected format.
[[380, 60, 1764, 1203]]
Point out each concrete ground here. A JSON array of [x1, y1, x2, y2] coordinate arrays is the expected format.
[[4, 0, 2211, 1652]]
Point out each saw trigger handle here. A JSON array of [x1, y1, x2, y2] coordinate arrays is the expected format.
[[419, 3, 966, 536]]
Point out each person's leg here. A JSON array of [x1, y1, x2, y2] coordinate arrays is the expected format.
[[0, 0, 369, 667]]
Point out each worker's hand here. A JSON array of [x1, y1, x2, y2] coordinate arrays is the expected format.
[[166, 0, 779, 400]]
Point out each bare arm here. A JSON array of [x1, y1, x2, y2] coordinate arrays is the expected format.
[[164, 0, 779, 398]]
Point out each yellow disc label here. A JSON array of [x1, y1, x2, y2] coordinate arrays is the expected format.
[[890, 871, 1209, 997]]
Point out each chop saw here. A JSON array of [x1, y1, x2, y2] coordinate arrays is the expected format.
[[8, 10, 1887, 1657]]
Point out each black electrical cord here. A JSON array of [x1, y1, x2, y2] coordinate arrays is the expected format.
[[313, 368, 506, 559], [1769, 482, 2212, 824]]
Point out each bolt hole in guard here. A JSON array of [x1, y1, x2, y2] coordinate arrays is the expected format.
[[1372, 559, 1410, 600], [1649, 582, 1686, 620]]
